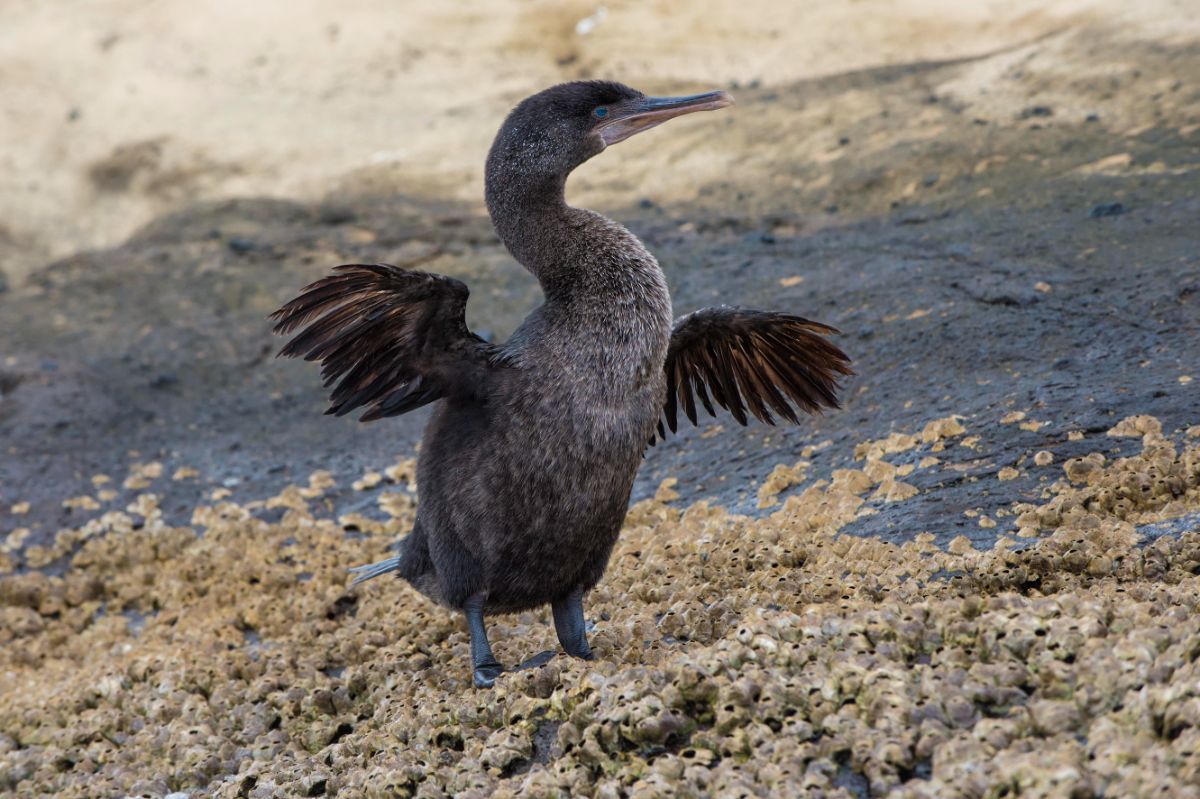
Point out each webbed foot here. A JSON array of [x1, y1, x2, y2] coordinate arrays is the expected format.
[[473, 660, 505, 689], [514, 649, 558, 670]]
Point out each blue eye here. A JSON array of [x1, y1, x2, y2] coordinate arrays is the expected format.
[[594, 107, 608, 118]]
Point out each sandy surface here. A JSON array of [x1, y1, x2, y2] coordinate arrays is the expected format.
[[3, 0, 1193, 282]]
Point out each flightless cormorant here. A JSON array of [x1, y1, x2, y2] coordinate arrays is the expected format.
[[272, 81, 852, 688]]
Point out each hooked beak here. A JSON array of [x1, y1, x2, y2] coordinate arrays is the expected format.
[[596, 90, 735, 146]]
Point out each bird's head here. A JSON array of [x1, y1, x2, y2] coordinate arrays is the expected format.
[[485, 80, 733, 207]]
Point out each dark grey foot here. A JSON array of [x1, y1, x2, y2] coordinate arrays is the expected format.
[[552, 588, 595, 660], [465, 592, 505, 689], [473, 661, 505, 689], [514, 649, 557, 671]]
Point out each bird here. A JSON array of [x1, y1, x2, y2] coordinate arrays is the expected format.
[[271, 81, 853, 688]]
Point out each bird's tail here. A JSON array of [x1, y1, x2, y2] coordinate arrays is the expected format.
[[348, 555, 403, 586]]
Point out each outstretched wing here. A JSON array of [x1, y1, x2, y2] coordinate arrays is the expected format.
[[656, 306, 853, 440], [270, 263, 502, 422]]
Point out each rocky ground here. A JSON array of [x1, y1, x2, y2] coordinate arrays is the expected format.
[[2, 2, 1200, 797]]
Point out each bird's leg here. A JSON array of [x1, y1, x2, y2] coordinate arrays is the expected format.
[[552, 588, 594, 660], [464, 593, 504, 688]]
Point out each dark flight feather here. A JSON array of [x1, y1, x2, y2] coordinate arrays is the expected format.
[[654, 306, 853, 441], [270, 263, 502, 422]]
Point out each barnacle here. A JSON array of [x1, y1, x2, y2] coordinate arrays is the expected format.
[[1, 415, 1199, 797]]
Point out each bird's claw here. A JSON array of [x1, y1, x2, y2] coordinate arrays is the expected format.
[[473, 661, 505, 689], [514, 649, 558, 671]]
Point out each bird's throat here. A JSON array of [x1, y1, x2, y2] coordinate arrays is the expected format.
[[484, 172, 573, 280]]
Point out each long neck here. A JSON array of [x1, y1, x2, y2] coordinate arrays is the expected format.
[[484, 152, 667, 312], [484, 169, 574, 287]]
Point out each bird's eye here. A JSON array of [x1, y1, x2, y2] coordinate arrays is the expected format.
[[594, 107, 608, 118]]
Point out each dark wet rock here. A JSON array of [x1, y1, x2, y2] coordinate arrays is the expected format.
[[895, 208, 950, 226], [316, 202, 357, 225], [950, 271, 1042, 307], [149, 372, 179, 390], [1089, 201, 1128, 218], [227, 236, 260, 254], [5, 167, 1198, 557], [1136, 510, 1200, 545], [1, 44, 1198, 567], [1020, 106, 1054, 119]]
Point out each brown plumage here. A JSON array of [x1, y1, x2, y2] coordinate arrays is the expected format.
[[656, 308, 851, 441], [271, 264, 503, 422], [271, 80, 853, 688]]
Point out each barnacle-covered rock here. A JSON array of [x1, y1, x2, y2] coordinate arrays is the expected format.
[[3, 420, 1200, 796]]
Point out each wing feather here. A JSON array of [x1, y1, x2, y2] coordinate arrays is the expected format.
[[271, 263, 501, 421], [653, 306, 852, 442]]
